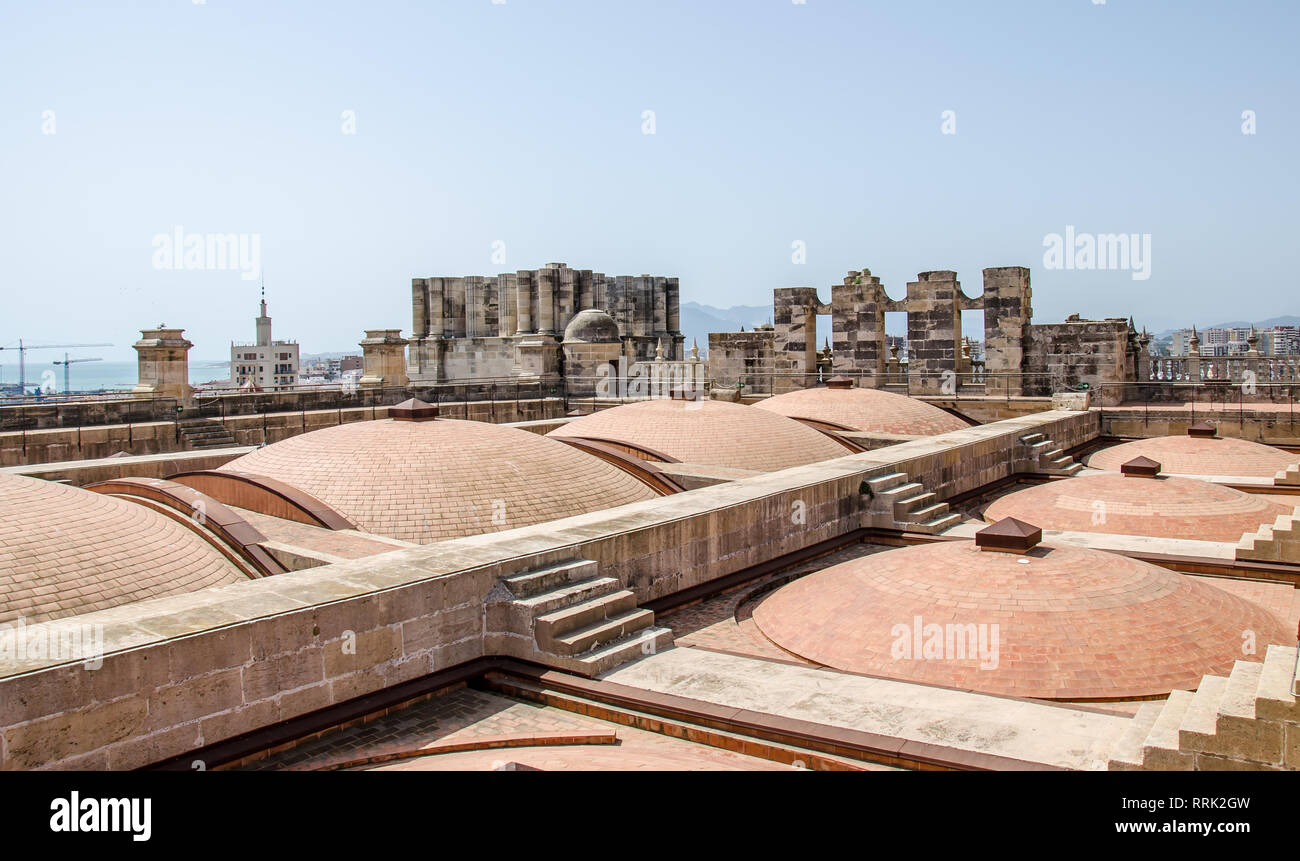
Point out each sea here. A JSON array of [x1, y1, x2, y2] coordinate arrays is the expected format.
[[0, 360, 231, 394]]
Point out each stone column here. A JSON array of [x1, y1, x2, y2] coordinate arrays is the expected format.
[[132, 327, 194, 405], [831, 269, 889, 388], [537, 265, 558, 335], [772, 287, 823, 394], [497, 274, 516, 338], [359, 329, 410, 389], [515, 270, 534, 334], [905, 271, 962, 395], [981, 266, 1032, 397]]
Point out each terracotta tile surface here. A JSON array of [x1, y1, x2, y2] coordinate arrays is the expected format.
[[548, 398, 848, 471], [219, 418, 659, 544], [983, 472, 1294, 542], [0, 472, 245, 624], [750, 540, 1290, 700], [755, 387, 969, 436], [1087, 435, 1299, 478]]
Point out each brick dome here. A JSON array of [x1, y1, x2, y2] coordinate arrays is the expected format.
[[547, 398, 850, 470], [1087, 435, 1298, 479], [0, 473, 246, 624], [755, 385, 969, 435], [218, 418, 660, 543], [983, 473, 1294, 543], [751, 540, 1288, 699]]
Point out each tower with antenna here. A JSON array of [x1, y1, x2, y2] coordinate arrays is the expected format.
[[230, 279, 300, 391]]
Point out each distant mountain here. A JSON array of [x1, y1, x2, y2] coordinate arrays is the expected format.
[[680, 301, 773, 353]]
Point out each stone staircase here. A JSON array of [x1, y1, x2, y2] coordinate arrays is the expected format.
[[864, 472, 962, 534], [491, 559, 673, 677], [1108, 645, 1300, 771], [1017, 432, 1083, 476], [179, 419, 238, 450], [1236, 511, 1300, 563], [1277, 464, 1300, 487]]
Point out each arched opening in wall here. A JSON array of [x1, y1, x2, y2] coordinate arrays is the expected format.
[[884, 311, 908, 388], [815, 314, 833, 383], [961, 309, 985, 387]]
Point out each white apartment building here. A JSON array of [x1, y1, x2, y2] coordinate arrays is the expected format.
[[230, 291, 299, 391]]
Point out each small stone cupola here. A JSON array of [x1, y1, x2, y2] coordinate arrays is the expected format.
[[825, 375, 855, 390], [1188, 422, 1218, 439]]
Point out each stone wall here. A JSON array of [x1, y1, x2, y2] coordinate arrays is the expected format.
[[708, 329, 776, 394], [0, 409, 1100, 770], [1, 399, 566, 467], [1025, 318, 1137, 405], [409, 263, 683, 383]]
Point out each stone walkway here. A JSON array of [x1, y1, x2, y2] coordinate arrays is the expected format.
[[239, 685, 793, 771], [603, 647, 1134, 770]]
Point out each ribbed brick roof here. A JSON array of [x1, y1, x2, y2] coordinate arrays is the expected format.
[[547, 398, 850, 470], [218, 418, 660, 544], [1087, 435, 1298, 478], [754, 386, 969, 435], [0, 473, 246, 624], [983, 473, 1294, 542], [752, 540, 1289, 699]]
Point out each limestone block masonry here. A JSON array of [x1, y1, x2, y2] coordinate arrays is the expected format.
[[1108, 646, 1300, 771], [0, 409, 1101, 770], [409, 263, 682, 384]]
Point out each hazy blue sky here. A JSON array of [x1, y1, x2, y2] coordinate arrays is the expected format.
[[2, 0, 1297, 362]]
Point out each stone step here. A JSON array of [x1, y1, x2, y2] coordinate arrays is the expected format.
[[1177, 675, 1229, 750], [513, 576, 622, 615], [907, 502, 950, 523], [911, 512, 962, 534], [1019, 433, 1045, 445], [1140, 689, 1195, 770], [551, 608, 655, 656], [883, 482, 924, 499], [1255, 644, 1299, 720], [1219, 661, 1263, 722], [1107, 701, 1164, 769], [502, 559, 600, 598], [867, 472, 909, 493], [571, 626, 675, 676], [894, 492, 936, 515], [1043, 448, 1064, 461], [1277, 464, 1300, 486], [536, 590, 638, 646]]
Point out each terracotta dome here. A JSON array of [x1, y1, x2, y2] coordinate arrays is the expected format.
[[755, 385, 969, 435], [218, 418, 660, 543], [547, 398, 850, 470], [0, 473, 246, 624], [1087, 435, 1298, 479], [751, 540, 1288, 699], [563, 309, 621, 343], [983, 472, 1294, 542]]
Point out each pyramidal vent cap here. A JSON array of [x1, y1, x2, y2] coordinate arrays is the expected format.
[[389, 398, 439, 422], [975, 517, 1042, 554]]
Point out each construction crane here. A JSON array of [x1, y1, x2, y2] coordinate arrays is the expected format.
[[51, 354, 103, 395], [0, 340, 112, 393]]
